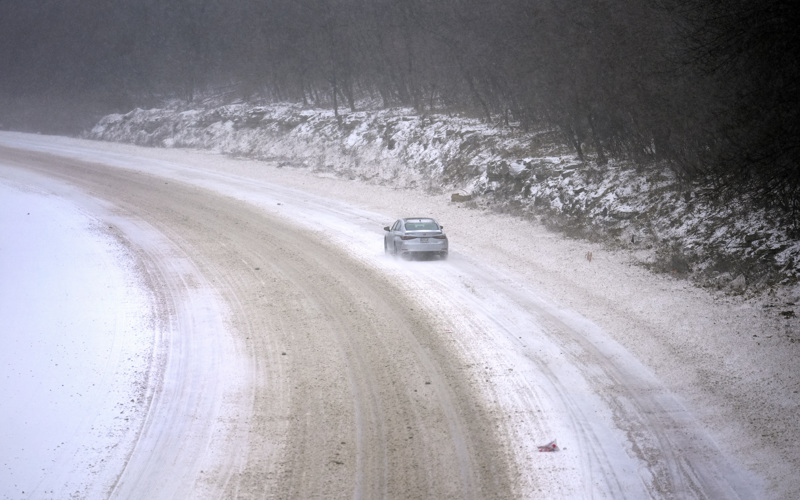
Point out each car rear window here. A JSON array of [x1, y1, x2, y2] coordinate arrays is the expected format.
[[405, 221, 439, 230]]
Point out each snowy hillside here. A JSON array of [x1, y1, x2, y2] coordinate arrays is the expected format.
[[87, 101, 800, 294]]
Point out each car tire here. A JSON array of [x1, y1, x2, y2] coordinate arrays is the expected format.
[[384, 239, 391, 255]]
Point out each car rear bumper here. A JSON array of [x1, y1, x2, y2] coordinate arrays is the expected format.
[[398, 241, 448, 258], [399, 242, 447, 252]]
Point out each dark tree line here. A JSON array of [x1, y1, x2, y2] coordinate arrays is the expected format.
[[1, 0, 798, 220]]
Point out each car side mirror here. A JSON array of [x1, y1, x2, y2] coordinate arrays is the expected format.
[[383, 226, 390, 231], [439, 226, 444, 229]]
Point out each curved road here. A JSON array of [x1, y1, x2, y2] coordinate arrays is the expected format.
[[0, 136, 759, 498]]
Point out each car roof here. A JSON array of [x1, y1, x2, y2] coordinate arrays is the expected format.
[[402, 217, 436, 222]]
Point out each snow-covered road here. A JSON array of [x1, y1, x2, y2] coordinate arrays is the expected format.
[[2, 132, 797, 498]]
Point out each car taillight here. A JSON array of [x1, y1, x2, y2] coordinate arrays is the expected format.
[[433, 235, 447, 239], [400, 235, 416, 240]]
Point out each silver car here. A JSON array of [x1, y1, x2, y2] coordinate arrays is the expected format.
[[384, 217, 448, 260]]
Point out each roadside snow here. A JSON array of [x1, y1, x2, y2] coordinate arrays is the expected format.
[[0, 174, 156, 498], [1, 160, 254, 499]]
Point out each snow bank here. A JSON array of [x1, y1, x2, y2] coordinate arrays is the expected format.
[[0, 176, 156, 498], [87, 102, 799, 292]]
